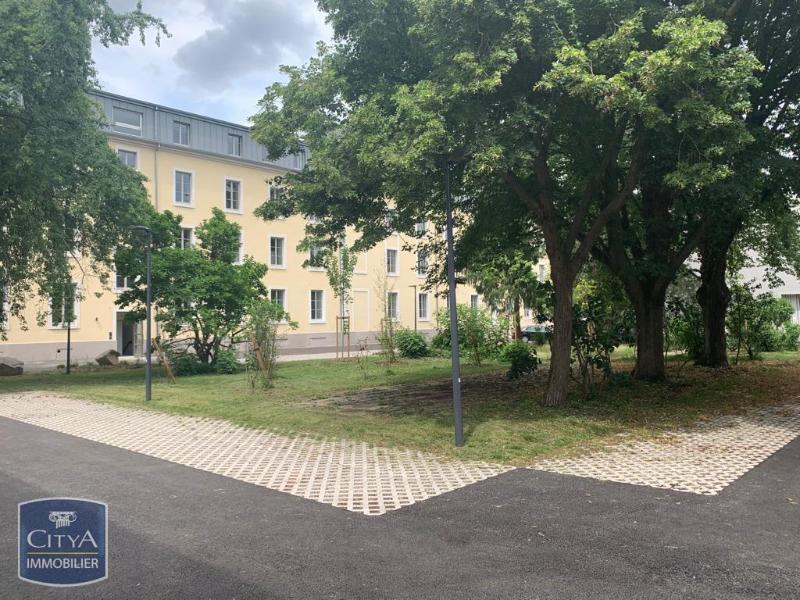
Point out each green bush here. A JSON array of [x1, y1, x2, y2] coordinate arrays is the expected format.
[[395, 329, 429, 358], [214, 348, 240, 374], [500, 341, 539, 380], [435, 305, 509, 365], [728, 283, 795, 361], [778, 322, 800, 352], [168, 350, 213, 376]]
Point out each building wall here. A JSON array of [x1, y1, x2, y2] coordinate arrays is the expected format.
[[4, 93, 542, 364]]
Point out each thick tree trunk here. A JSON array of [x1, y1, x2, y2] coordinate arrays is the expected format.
[[696, 238, 732, 368], [543, 279, 574, 407], [632, 290, 666, 381]]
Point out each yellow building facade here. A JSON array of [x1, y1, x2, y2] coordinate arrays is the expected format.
[[1, 91, 508, 365]]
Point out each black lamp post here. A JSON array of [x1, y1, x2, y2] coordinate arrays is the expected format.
[[129, 226, 153, 402], [443, 157, 464, 447]]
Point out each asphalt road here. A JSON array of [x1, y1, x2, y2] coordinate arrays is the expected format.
[[1, 417, 798, 599]]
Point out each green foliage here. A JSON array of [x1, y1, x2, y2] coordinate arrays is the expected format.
[[500, 341, 539, 380], [243, 298, 297, 389], [0, 0, 166, 329], [571, 295, 629, 396], [728, 282, 796, 362], [665, 297, 704, 360], [213, 349, 240, 375], [779, 323, 800, 352], [116, 209, 268, 366], [436, 305, 508, 366], [250, 0, 760, 404], [395, 329, 429, 359], [167, 349, 213, 377]]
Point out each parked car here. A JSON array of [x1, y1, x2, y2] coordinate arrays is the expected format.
[[520, 324, 549, 345]]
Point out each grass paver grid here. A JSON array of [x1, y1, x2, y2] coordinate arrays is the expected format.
[[2, 392, 800, 514]]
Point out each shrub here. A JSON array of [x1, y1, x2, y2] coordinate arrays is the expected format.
[[728, 283, 795, 361], [168, 350, 212, 376], [779, 323, 800, 351], [396, 329, 429, 358], [500, 341, 539, 380], [665, 297, 703, 359], [214, 349, 240, 374], [244, 298, 297, 389], [435, 305, 509, 365]]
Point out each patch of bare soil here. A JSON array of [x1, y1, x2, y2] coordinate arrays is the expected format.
[[307, 369, 548, 414]]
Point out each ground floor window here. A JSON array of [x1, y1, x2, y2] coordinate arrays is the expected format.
[[418, 293, 428, 320], [387, 291, 399, 320], [270, 288, 286, 310], [310, 290, 324, 322]]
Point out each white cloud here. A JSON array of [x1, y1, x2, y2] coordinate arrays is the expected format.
[[92, 0, 330, 124]]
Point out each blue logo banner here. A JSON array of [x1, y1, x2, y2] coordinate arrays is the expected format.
[[18, 498, 108, 587]]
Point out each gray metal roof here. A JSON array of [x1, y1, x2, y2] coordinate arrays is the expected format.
[[88, 89, 307, 172]]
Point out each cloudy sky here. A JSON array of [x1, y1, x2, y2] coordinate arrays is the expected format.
[[93, 0, 331, 124]]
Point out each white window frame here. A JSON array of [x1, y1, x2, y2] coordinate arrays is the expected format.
[[538, 263, 547, 281], [224, 177, 243, 213], [309, 289, 326, 323], [269, 235, 287, 269], [114, 273, 132, 292], [116, 147, 138, 170], [418, 292, 429, 321], [386, 248, 399, 276], [173, 169, 195, 207], [227, 133, 243, 156], [48, 283, 80, 329], [416, 249, 428, 277], [470, 294, 480, 310], [172, 120, 190, 145], [235, 232, 245, 265], [308, 245, 325, 271], [415, 222, 427, 235], [180, 226, 195, 249], [386, 290, 400, 321], [112, 107, 142, 136], [270, 287, 287, 310]]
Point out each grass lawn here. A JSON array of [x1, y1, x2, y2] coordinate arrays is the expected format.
[[2, 351, 800, 464]]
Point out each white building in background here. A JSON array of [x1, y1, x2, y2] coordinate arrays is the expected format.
[[741, 263, 800, 324]]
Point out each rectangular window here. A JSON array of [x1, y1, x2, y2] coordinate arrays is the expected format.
[[180, 227, 194, 249], [225, 179, 241, 211], [269, 236, 285, 267], [227, 133, 242, 156], [416, 250, 428, 276], [418, 293, 428, 320], [415, 222, 427, 235], [538, 263, 547, 281], [309, 245, 324, 269], [172, 121, 190, 145], [524, 305, 532, 319], [236, 233, 244, 264], [270, 288, 286, 310], [49, 282, 79, 328], [174, 171, 192, 205], [269, 185, 285, 202], [387, 291, 399, 320], [112, 107, 142, 135], [114, 274, 131, 290], [386, 248, 398, 275], [117, 149, 137, 168], [310, 290, 324, 322], [470, 294, 479, 310]]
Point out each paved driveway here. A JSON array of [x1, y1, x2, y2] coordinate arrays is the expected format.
[[1, 414, 798, 599]]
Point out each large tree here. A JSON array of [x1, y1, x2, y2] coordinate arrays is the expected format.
[[0, 0, 166, 328], [693, 0, 800, 367], [252, 0, 758, 405], [116, 208, 268, 366]]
